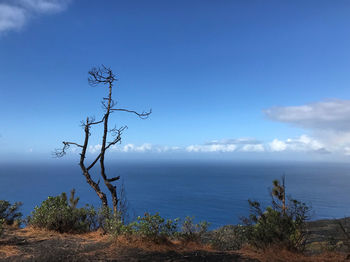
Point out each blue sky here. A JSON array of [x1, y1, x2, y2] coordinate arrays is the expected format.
[[1, 0, 350, 162]]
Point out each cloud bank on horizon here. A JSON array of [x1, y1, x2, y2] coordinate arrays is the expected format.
[[0, 0, 71, 33], [90, 134, 326, 154], [76, 99, 350, 157], [80, 134, 326, 157]]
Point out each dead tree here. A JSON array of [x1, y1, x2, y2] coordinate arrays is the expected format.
[[54, 65, 151, 217]]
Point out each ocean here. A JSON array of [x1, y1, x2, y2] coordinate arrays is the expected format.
[[1, 160, 350, 228]]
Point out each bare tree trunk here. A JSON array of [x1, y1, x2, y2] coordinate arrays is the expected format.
[[80, 118, 108, 208], [55, 65, 151, 222], [99, 82, 119, 217]]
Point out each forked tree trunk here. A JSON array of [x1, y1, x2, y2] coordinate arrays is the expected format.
[[56, 66, 151, 221]]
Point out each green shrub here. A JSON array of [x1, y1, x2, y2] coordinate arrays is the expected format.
[[210, 224, 249, 250], [177, 216, 209, 243], [242, 178, 310, 251], [104, 218, 129, 236], [101, 211, 210, 244], [0, 200, 22, 226], [0, 218, 5, 236], [130, 212, 179, 242], [96, 206, 132, 236], [28, 190, 97, 233]]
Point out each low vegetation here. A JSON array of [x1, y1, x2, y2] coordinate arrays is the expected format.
[[236, 177, 309, 251], [242, 198, 309, 251], [23, 178, 310, 252], [102, 211, 210, 244], [0, 200, 22, 226], [130, 212, 179, 242], [25, 191, 210, 244], [28, 189, 97, 233], [209, 177, 310, 252], [210, 224, 249, 251], [0, 218, 4, 236], [177, 216, 210, 243], [0, 200, 22, 238]]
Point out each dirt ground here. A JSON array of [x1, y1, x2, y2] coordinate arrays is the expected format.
[[0, 225, 348, 262], [0, 226, 258, 262]]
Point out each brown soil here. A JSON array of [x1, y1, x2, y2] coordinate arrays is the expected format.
[[0, 226, 257, 262], [0, 224, 348, 262]]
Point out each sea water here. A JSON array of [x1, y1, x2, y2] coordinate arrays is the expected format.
[[1, 160, 350, 228]]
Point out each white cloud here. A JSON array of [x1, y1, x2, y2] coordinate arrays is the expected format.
[[20, 0, 71, 13], [344, 147, 350, 156], [187, 138, 265, 153], [264, 99, 350, 131], [265, 99, 350, 155], [88, 144, 101, 154], [205, 138, 261, 146], [186, 144, 237, 153], [87, 143, 178, 154], [241, 144, 265, 152], [269, 135, 327, 153], [0, 0, 72, 34], [269, 139, 287, 152], [84, 135, 330, 156], [122, 143, 153, 153], [286, 135, 324, 152], [187, 135, 328, 154], [0, 4, 26, 32], [155, 146, 181, 152]]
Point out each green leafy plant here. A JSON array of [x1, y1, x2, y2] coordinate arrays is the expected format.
[[69, 189, 80, 209], [0, 200, 22, 226], [0, 218, 5, 237], [242, 177, 310, 251], [131, 212, 179, 242], [28, 190, 97, 233], [210, 224, 249, 250], [178, 216, 209, 243], [96, 206, 132, 236]]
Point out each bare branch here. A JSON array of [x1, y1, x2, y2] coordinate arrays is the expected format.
[[106, 126, 127, 150], [88, 65, 117, 86], [81, 116, 106, 127], [87, 153, 101, 171], [111, 108, 152, 119], [106, 137, 122, 150], [89, 116, 105, 125], [53, 141, 83, 158], [86, 126, 127, 171], [65, 141, 84, 148], [109, 125, 127, 137], [107, 176, 120, 183]]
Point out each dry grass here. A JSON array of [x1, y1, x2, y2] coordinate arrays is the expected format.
[[16, 226, 60, 239], [112, 234, 214, 253], [2, 226, 349, 261], [0, 245, 21, 258], [239, 245, 348, 262], [16, 226, 108, 242]]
